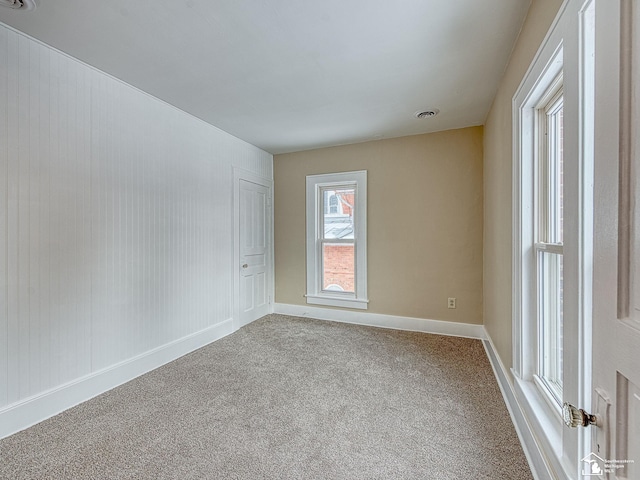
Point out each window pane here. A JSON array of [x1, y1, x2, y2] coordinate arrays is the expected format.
[[322, 186, 355, 239], [538, 251, 563, 402], [545, 99, 564, 244], [557, 108, 563, 244], [322, 242, 355, 293]]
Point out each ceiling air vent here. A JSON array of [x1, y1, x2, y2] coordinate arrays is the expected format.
[[0, 0, 37, 10], [415, 109, 440, 119]]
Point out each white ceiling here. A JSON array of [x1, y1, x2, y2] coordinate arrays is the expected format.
[[0, 0, 531, 154]]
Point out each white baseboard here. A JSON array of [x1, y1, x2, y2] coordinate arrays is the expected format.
[[273, 303, 487, 340], [0, 318, 234, 440], [482, 335, 555, 480]]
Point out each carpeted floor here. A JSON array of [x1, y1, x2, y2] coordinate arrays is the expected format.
[[0, 314, 532, 479]]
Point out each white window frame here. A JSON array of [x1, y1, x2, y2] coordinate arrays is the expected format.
[[512, 42, 565, 469], [512, 1, 595, 478], [305, 171, 368, 310], [534, 79, 564, 411]]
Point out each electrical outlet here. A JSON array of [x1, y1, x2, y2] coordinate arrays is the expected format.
[[448, 297, 456, 309]]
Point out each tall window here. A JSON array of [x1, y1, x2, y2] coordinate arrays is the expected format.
[[535, 80, 564, 406], [306, 171, 368, 309], [512, 3, 596, 473]]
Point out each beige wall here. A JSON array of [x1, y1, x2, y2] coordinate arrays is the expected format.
[[483, 0, 563, 368], [275, 127, 483, 324]]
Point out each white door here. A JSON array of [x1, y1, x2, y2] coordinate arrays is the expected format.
[[237, 177, 271, 328], [586, 1, 640, 478]]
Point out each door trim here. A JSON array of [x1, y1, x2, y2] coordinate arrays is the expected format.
[[232, 168, 274, 332]]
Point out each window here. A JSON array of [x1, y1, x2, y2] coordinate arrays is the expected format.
[[512, 42, 566, 428], [511, 3, 595, 475], [324, 190, 342, 214], [535, 80, 564, 407], [306, 171, 368, 309]]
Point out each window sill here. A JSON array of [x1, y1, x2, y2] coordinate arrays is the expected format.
[[512, 372, 569, 478], [305, 294, 369, 310], [532, 374, 563, 418]]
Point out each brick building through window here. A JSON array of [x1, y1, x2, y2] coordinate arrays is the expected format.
[[322, 189, 355, 293]]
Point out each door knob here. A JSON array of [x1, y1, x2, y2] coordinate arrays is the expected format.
[[562, 402, 598, 428], [242, 264, 248, 269]]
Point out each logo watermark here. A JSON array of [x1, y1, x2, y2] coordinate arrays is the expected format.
[[581, 452, 634, 477]]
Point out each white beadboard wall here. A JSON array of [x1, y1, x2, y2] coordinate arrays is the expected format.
[[0, 24, 272, 433]]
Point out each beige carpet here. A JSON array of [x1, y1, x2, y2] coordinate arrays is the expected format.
[[0, 314, 532, 479]]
